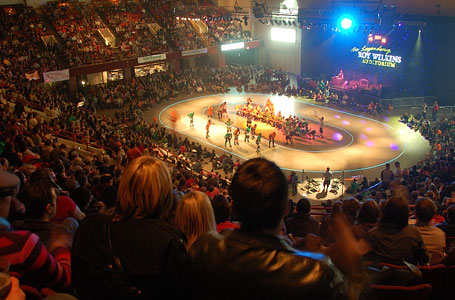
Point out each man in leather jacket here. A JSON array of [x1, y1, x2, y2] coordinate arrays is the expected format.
[[190, 158, 362, 300]]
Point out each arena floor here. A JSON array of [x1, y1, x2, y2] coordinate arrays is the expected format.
[[142, 91, 429, 201]]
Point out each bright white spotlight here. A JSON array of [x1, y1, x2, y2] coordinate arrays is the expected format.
[[340, 17, 353, 30]]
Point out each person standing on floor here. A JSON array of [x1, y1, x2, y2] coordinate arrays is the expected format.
[[322, 167, 333, 193], [206, 120, 211, 139], [289, 171, 298, 196], [225, 118, 233, 133], [225, 132, 232, 148], [269, 131, 276, 148], [244, 126, 250, 143], [432, 101, 439, 121], [422, 103, 427, 120], [234, 128, 240, 146], [188, 112, 194, 127], [256, 133, 262, 153], [207, 105, 213, 119], [315, 111, 325, 138]]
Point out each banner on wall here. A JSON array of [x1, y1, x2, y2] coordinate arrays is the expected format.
[[351, 46, 402, 68], [182, 48, 208, 57], [43, 69, 70, 82], [25, 70, 40, 81], [138, 54, 167, 64]]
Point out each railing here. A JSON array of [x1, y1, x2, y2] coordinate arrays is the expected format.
[[380, 96, 436, 109], [331, 87, 380, 105], [46, 125, 114, 154]]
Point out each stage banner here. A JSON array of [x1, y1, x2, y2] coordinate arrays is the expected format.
[[43, 69, 70, 83], [25, 70, 40, 81], [182, 48, 208, 57], [138, 53, 167, 64]]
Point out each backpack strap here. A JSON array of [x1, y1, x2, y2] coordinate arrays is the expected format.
[[105, 218, 142, 297]]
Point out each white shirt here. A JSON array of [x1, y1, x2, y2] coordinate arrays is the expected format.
[[323, 171, 332, 181]]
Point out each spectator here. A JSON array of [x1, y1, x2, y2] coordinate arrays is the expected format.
[[351, 200, 380, 240], [13, 183, 74, 248], [365, 196, 429, 266], [380, 163, 394, 189], [29, 169, 85, 228], [347, 179, 360, 194], [0, 170, 71, 291], [71, 174, 94, 214], [285, 197, 320, 238], [211, 194, 239, 233], [342, 198, 361, 226], [437, 205, 455, 236], [190, 158, 364, 299], [72, 156, 190, 299], [176, 191, 218, 250], [394, 161, 402, 179], [415, 198, 446, 264]]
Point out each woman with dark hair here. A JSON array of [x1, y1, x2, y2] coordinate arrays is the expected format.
[[351, 200, 379, 240], [365, 196, 429, 266], [211, 194, 239, 233]]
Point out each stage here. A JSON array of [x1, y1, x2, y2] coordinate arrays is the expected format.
[[146, 91, 429, 200]]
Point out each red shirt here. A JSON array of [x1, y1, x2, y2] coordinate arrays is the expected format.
[[51, 196, 76, 223], [216, 221, 240, 233], [127, 147, 141, 161]]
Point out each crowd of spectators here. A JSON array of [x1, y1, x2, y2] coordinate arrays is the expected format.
[[0, 6, 60, 74], [93, 0, 168, 56], [45, 2, 114, 67], [0, 2, 254, 70], [2, 3, 455, 299]]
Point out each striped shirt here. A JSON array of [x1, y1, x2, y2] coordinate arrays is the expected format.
[[0, 230, 71, 290]]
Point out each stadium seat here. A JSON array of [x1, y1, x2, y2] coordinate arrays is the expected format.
[[445, 236, 455, 252], [369, 283, 432, 300], [378, 263, 446, 299]]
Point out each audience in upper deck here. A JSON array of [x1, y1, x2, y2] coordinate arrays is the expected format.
[[2, 2, 455, 298]]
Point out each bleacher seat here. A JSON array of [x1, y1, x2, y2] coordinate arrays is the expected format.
[[369, 283, 432, 300]]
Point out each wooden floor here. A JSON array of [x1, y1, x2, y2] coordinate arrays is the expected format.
[[151, 91, 429, 184]]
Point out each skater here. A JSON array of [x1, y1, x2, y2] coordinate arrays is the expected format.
[[269, 131, 276, 148], [285, 127, 292, 145], [225, 132, 232, 147], [221, 102, 228, 119], [244, 125, 250, 143], [225, 118, 233, 133], [315, 111, 325, 138], [308, 128, 316, 139], [251, 124, 257, 139], [256, 133, 262, 153], [422, 103, 427, 120], [188, 112, 194, 127], [206, 120, 211, 139], [207, 105, 213, 119], [246, 114, 253, 127], [234, 128, 240, 145], [217, 108, 222, 120]]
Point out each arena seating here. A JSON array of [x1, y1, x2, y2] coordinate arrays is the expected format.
[[1, 2, 455, 299]]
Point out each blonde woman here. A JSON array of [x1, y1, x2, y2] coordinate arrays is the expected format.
[[72, 156, 190, 299], [176, 191, 218, 250]]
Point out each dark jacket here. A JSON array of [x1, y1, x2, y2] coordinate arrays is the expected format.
[[189, 229, 349, 300], [72, 214, 191, 300], [285, 212, 320, 238], [365, 224, 430, 266], [437, 221, 455, 237]]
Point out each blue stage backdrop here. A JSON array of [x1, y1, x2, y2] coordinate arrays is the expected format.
[[300, 17, 455, 104]]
